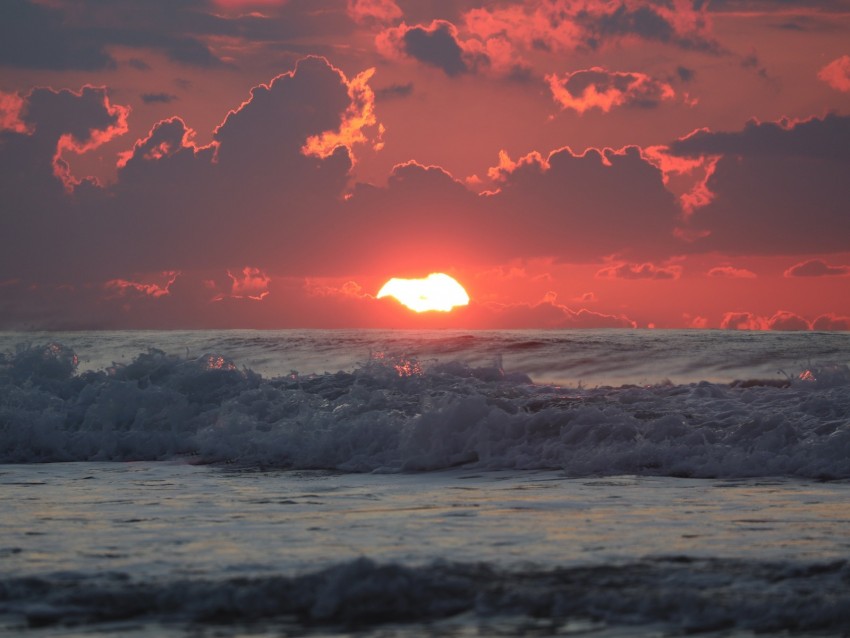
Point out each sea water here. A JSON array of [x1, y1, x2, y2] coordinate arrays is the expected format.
[[1, 329, 849, 636]]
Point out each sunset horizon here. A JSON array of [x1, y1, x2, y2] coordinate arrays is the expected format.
[[2, 0, 850, 331], [3, 5, 850, 634]]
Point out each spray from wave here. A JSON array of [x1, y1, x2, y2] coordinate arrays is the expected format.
[[1, 342, 849, 478]]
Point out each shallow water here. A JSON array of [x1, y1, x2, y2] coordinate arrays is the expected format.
[[2, 463, 849, 636]]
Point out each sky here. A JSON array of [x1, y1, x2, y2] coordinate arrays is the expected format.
[[1, 0, 849, 330]]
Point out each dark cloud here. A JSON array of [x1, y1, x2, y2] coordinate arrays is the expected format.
[[0, 57, 364, 285], [402, 21, 469, 76], [141, 93, 179, 104], [671, 113, 850, 162], [676, 66, 696, 82], [708, 0, 850, 12], [812, 314, 850, 331], [486, 146, 682, 261], [0, 0, 224, 70], [0, 0, 356, 72], [0, 0, 116, 70], [784, 259, 850, 277], [671, 114, 850, 255], [375, 82, 414, 100], [465, 0, 718, 55], [587, 5, 677, 48], [768, 310, 810, 331], [596, 262, 681, 280], [127, 58, 152, 71]]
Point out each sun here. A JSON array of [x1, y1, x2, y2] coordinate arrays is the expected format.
[[377, 273, 470, 313]]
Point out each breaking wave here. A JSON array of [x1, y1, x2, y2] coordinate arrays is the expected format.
[[1, 343, 849, 478]]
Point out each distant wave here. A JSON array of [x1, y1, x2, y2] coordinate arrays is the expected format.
[[2, 343, 849, 478], [2, 557, 848, 634]]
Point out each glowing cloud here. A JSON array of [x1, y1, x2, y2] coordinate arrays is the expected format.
[[818, 55, 850, 92], [347, 0, 402, 25], [547, 68, 676, 114], [377, 273, 469, 312], [301, 65, 379, 162], [0, 91, 28, 134], [707, 266, 757, 278]]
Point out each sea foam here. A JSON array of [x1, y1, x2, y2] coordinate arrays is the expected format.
[[1, 343, 849, 478]]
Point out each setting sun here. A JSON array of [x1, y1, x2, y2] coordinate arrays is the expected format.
[[377, 273, 470, 313]]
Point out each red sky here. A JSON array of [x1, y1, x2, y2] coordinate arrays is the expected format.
[[1, 0, 849, 330]]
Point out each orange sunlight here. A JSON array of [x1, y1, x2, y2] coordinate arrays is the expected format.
[[377, 273, 470, 312]]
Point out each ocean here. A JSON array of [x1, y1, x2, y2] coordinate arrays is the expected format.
[[1, 329, 849, 636]]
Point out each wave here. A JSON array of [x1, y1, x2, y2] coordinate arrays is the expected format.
[[2, 557, 848, 634], [2, 343, 850, 478]]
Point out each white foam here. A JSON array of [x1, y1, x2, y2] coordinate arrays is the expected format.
[[1, 343, 849, 478]]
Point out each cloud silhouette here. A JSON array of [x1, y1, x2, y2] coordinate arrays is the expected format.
[[486, 146, 681, 261], [0, 57, 372, 287], [671, 114, 850, 254], [784, 259, 850, 277], [141, 93, 179, 104], [378, 20, 476, 76], [596, 262, 682, 280]]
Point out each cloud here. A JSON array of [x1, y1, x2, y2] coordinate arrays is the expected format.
[[767, 310, 811, 331], [818, 55, 850, 92], [105, 272, 179, 299], [471, 294, 636, 329], [784, 259, 850, 277], [223, 267, 271, 301], [547, 67, 676, 114], [707, 265, 757, 278], [0, 0, 116, 70], [0, 91, 28, 134], [141, 93, 179, 104], [463, 0, 717, 56], [377, 2, 717, 80], [641, 145, 720, 214], [484, 145, 681, 261], [596, 262, 682, 280], [347, 0, 403, 25], [0, 56, 375, 288], [0, 85, 129, 200], [669, 114, 850, 254], [377, 20, 475, 76], [720, 311, 768, 330], [669, 114, 850, 163], [301, 67, 379, 162], [375, 82, 414, 100], [0, 0, 226, 70], [376, 19, 530, 79], [812, 314, 850, 331], [0, 0, 361, 72], [720, 310, 847, 332]]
